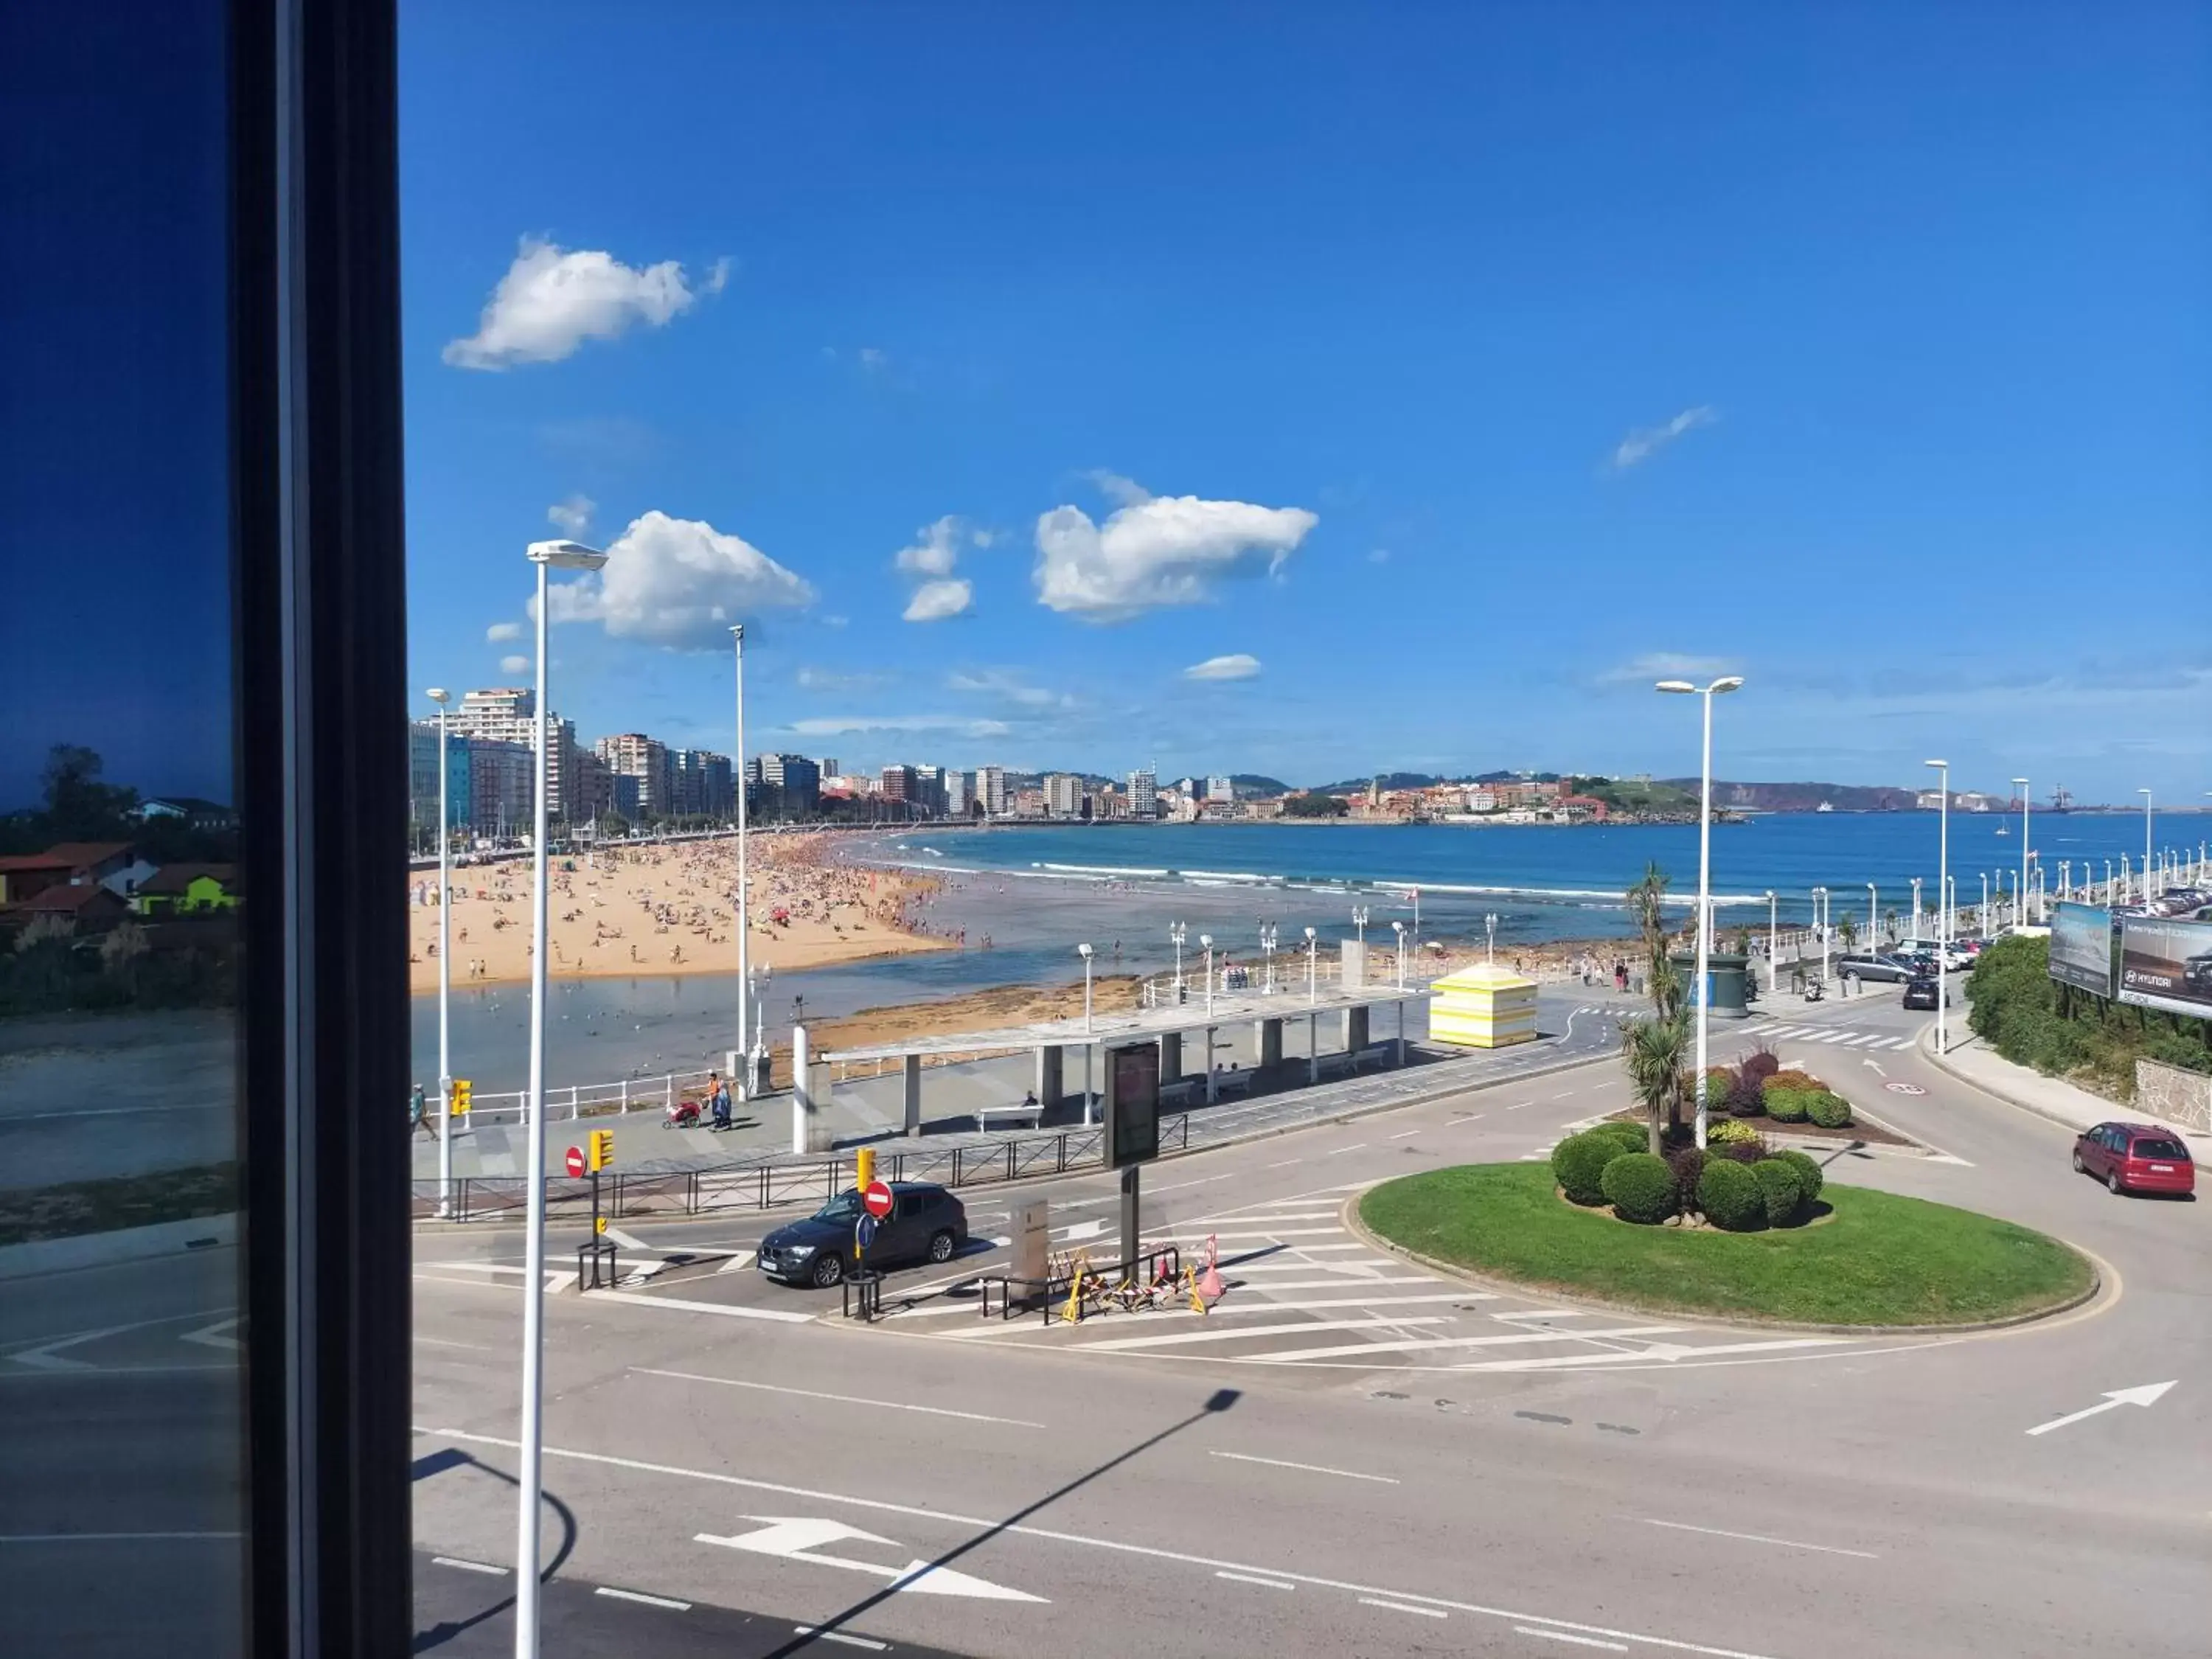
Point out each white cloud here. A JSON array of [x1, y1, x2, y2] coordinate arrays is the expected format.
[[1086, 470, 1153, 509], [796, 667, 886, 692], [1609, 406, 1717, 470], [1034, 481, 1318, 621], [547, 494, 595, 536], [539, 509, 814, 650], [858, 347, 888, 372], [486, 621, 523, 643], [895, 515, 965, 577], [1599, 652, 1733, 685], [499, 654, 529, 674], [902, 579, 973, 622], [948, 669, 1073, 709], [1183, 653, 1262, 682], [1366, 547, 1392, 565], [443, 237, 723, 369], [789, 714, 1011, 739]]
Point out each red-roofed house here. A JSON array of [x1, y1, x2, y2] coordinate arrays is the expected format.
[[2, 880, 128, 928]]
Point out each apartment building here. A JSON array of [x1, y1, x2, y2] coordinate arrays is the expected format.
[[977, 765, 1008, 817], [448, 687, 580, 818], [1043, 773, 1083, 818], [1127, 768, 1158, 818], [597, 732, 672, 817]]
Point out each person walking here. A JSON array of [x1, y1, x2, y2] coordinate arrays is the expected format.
[[708, 1070, 731, 1132]]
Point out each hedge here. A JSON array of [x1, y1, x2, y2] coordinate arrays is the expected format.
[[1751, 1159, 1805, 1227], [1806, 1092, 1853, 1130], [1777, 1148, 1824, 1206], [1552, 1130, 1623, 1206], [1765, 1088, 1811, 1124], [1597, 1120, 1650, 1154], [1698, 1158, 1764, 1231], [1601, 1152, 1680, 1224]]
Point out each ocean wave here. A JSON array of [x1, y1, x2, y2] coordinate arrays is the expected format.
[[1038, 863, 1172, 878]]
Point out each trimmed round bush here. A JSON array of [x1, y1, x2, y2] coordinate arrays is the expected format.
[[1766, 1068, 1820, 1096], [1777, 1148, 1824, 1206], [1764, 1089, 1811, 1124], [1601, 1152, 1679, 1224], [1551, 1130, 1624, 1206], [1702, 1067, 1737, 1105], [1697, 1158, 1764, 1231], [1597, 1120, 1650, 1153], [1751, 1158, 1805, 1227], [1806, 1092, 1854, 1130]]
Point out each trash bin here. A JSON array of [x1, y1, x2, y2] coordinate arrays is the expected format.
[[1671, 951, 1751, 1020]]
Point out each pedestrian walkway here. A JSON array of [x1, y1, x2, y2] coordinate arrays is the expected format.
[[1741, 1020, 1916, 1051], [894, 1189, 1884, 1374], [1924, 1029, 2212, 1146]]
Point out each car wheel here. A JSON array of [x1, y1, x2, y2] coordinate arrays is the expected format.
[[928, 1229, 956, 1265], [2072, 1152, 2086, 1174], [2107, 1170, 2124, 1196], [810, 1253, 846, 1287]]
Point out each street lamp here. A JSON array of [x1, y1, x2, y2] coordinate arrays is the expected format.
[[1865, 883, 1877, 963], [1925, 759, 1950, 1055], [1764, 891, 1777, 992], [1259, 921, 1279, 995], [1911, 876, 1922, 942], [1304, 925, 1318, 1004], [1980, 872, 1989, 932], [517, 537, 607, 1659], [428, 687, 455, 1218], [1658, 674, 1744, 1150], [1813, 886, 1829, 984], [1078, 942, 1095, 1124], [1200, 933, 1214, 1017], [1351, 905, 1368, 943], [2014, 777, 2031, 928], [2139, 788, 2153, 900], [1484, 911, 1498, 964], [1169, 921, 1186, 994], [1391, 919, 1406, 989], [731, 625, 754, 1099]]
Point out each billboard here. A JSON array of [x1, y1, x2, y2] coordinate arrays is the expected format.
[[2047, 902, 2116, 996], [1104, 1040, 1161, 1168], [2115, 914, 2212, 1021]]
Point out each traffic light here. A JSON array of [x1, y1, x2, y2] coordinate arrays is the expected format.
[[855, 1147, 875, 1192], [588, 1128, 614, 1172], [448, 1078, 471, 1116]]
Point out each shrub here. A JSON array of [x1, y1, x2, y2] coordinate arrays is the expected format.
[[1597, 1119, 1650, 1153], [1777, 1148, 1824, 1206], [1701, 1067, 1737, 1107], [1601, 1152, 1679, 1224], [1751, 1159, 1805, 1227], [1663, 1144, 1706, 1212], [1716, 1138, 1768, 1164], [1764, 1088, 1811, 1124], [1708, 1119, 1761, 1146], [1806, 1092, 1853, 1130], [1740, 1046, 1780, 1082], [1552, 1130, 1624, 1206], [1764, 1069, 1820, 1099], [1725, 1070, 1768, 1116], [1697, 1158, 1764, 1231]]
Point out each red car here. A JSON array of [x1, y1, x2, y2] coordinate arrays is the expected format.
[[2073, 1122, 2196, 1197]]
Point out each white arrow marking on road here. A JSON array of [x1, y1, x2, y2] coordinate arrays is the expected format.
[[1054, 1218, 1109, 1242], [698, 1517, 1047, 1603], [2025, 1382, 2177, 1436], [1861, 1059, 1885, 1076]]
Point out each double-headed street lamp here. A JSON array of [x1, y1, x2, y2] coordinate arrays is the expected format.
[[731, 624, 754, 1098], [1259, 921, 1279, 995], [1658, 675, 1743, 1149], [1078, 942, 1096, 1122], [1351, 905, 1368, 943], [2013, 777, 2031, 927], [2139, 788, 2154, 900], [517, 538, 608, 1659], [1391, 919, 1407, 989], [1925, 759, 1950, 1054], [1304, 925, 1318, 1004], [1484, 911, 1498, 964], [1169, 921, 1186, 993], [1200, 933, 1214, 1016], [428, 687, 455, 1217]]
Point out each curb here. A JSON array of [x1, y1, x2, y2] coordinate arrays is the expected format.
[[410, 1040, 1625, 1231], [0, 1211, 237, 1283], [1338, 1183, 2107, 1339], [1918, 1026, 2100, 1137]]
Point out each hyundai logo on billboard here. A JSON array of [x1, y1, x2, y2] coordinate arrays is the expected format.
[[2115, 914, 2212, 1021]]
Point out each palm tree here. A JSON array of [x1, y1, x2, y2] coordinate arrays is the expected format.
[[1837, 914, 1858, 953], [1621, 1010, 1688, 1153]]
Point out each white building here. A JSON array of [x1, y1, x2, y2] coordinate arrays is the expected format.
[[942, 769, 973, 817], [597, 733, 673, 817], [977, 765, 1008, 817], [1205, 775, 1234, 804], [1044, 773, 1082, 818], [1127, 768, 1158, 819], [448, 687, 580, 818]]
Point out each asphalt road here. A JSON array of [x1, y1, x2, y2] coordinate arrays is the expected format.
[[406, 986, 2211, 1659]]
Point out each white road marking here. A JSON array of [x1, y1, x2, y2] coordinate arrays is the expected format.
[[1225, 1294, 1475, 1313], [1222, 1258, 1399, 1273], [1180, 1209, 1339, 1224], [1147, 1172, 1237, 1194], [1453, 1337, 1841, 1372], [2025, 1381, 2177, 1437], [0, 1530, 243, 1543], [717, 1251, 757, 1274], [792, 1626, 888, 1649], [1325, 1144, 1369, 1156], [1264, 1159, 1303, 1169], [603, 1227, 653, 1253], [1210, 1451, 1399, 1485], [1172, 1227, 1348, 1240], [1386, 1129, 1423, 1140], [1066, 1317, 1454, 1354], [1638, 1519, 1877, 1559], [411, 1335, 496, 1351], [1362, 1597, 1447, 1618], [1491, 1310, 1593, 1323], [179, 1318, 243, 1352], [698, 1517, 1046, 1603], [589, 1290, 814, 1324], [633, 1368, 1045, 1427], [416, 1425, 1786, 1659], [1519, 1628, 1627, 1651], [1216, 1569, 1295, 1590], [1248, 1324, 1683, 1365], [596, 1585, 692, 1610], [1227, 1276, 1443, 1293], [431, 1555, 507, 1576]]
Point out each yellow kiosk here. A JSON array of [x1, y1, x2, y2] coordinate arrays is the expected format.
[[1427, 961, 1539, 1048]]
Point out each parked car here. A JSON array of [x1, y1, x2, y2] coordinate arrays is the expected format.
[[1837, 952, 1918, 985], [1902, 975, 1947, 1010], [2186, 951, 2212, 997], [2072, 1123, 2196, 1197], [757, 1181, 969, 1287]]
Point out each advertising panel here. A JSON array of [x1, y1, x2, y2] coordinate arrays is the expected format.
[[2047, 902, 2116, 996], [2115, 914, 2212, 1021], [1104, 1039, 1161, 1168]]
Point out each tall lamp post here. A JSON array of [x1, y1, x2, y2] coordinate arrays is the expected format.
[[516, 538, 608, 1659], [2139, 788, 2154, 900], [1351, 905, 1368, 944], [428, 687, 455, 1217], [1078, 942, 1095, 1122], [1200, 933, 1214, 1017], [1484, 911, 1498, 964], [731, 625, 754, 1096], [1304, 925, 1318, 1004], [1865, 883, 1877, 963], [2013, 777, 2031, 928], [1813, 887, 1829, 984], [1924, 759, 1950, 1054], [1259, 921, 1278, 995], [1658, 674, 1743, 1150], [1169, 921, 1186, 994], [1391, 920, 1406, 990], [1764, 891, 1777, 992]]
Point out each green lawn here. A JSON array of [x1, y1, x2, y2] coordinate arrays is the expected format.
[[0, 1161, 239, 1247], [1360, 1164, 2092, 1327]]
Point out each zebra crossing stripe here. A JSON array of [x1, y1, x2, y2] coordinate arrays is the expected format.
[[1071, 1316, 1455, 1354], [1251, 1324, 1683, 1365]]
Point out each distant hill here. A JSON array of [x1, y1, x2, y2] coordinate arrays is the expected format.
[[1306, 771, 1459, 793], [1229, 773, 1290, 796], [1666, 779, 1919, 813]]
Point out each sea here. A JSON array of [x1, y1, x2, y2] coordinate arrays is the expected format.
[[411, 810, 2194, 1093]]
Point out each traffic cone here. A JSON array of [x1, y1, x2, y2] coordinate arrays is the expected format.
[[1196, 1233, 1224, 1301]]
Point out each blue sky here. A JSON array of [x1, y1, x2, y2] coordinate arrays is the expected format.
[[389, 3, 2210, 804]]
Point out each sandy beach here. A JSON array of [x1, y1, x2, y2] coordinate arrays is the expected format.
[[407, 832, 954, 994]]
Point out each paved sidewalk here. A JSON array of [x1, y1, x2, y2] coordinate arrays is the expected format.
[[1921, 1026, 2212, 1147]]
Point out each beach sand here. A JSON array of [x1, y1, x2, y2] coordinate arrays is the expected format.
[[759, 975, 1145, 1088], [407, 832, 954, 995]]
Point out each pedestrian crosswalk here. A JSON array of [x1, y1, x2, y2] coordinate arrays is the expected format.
[[1743, 1022, 1916, 1051], [897, 1189, 1865, 1374]]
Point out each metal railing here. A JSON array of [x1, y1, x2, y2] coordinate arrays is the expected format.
[[411, 1113, 1193, 1222]]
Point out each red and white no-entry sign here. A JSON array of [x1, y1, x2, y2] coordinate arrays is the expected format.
[[564, 1145, 587, 1178], [862, 1179, 894, 1219]]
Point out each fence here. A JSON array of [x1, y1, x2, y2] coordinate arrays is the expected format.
[[444, 1068, 714, 1130], [412, 1113, 1194, 1222]]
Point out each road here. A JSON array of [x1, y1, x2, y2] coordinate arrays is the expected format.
[[404, 986, 2212, 1658]]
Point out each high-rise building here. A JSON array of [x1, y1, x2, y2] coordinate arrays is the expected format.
[[1127, 768, 1158, 818], [448, 686, 579, 818], [943, 769, 973, 818], [977, 765, 1008, 817], [1206, 775, 1234, 804], [914, 765, 948, 818], [1044, 773, 1082, 818], [815, 757, 839, 782], [467, 739, 534, 837], [408, 720, 473, 833], [610, 773, 641, 818], [880, 764, 919, 809], [667, 748, 733, 818], [757, 754, 821, 818], [569, 748, 613, 823], [597, 733, 672, 817]]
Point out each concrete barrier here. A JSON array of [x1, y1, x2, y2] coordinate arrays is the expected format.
[[2135, 1059, 2212, 1133]]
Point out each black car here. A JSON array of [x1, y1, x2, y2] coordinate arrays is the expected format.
[[2184, 951, 2212, 997], [1902, 975, 1947, 1010], [1837, 952, 1918, 985], [757, 1181, 969, 1287]]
